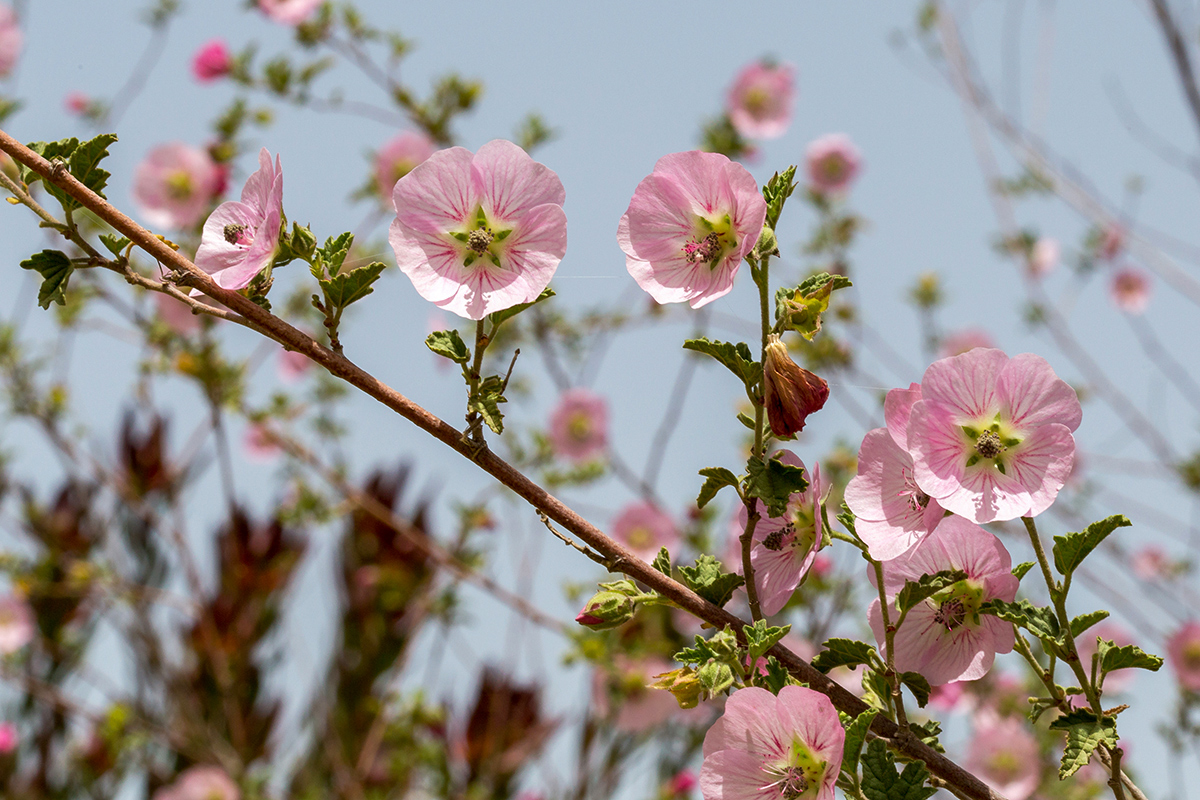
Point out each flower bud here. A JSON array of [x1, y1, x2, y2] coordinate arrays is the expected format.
[[752, 224, 778, 260], [762, 334, 829, 437], [649, 667, 705, 709], [574, 590, 635, 630]]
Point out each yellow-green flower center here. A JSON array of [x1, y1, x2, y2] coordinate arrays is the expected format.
[[165, 170, 194, 201], [766, 739, 826, 800], [931, 579, 985, 631], [962, 413, 1023, 475], [682, 214, 737, 270]]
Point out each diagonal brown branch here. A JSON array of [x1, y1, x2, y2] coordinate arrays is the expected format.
[[0, 126, 1008, 800]]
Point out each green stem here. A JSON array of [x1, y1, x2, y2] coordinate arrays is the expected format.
[[741, 255, 773, 623], [871, 556, 908, 727], [465, 318, 488, 442]]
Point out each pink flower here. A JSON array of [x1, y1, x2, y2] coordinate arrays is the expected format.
[[389, 140, 567, 320], [726, 61, 796, 140], [618, 151, 767, 309], [0, 722, 14, 754], [192, 39, 232, 82], [805, 135, 861, 195], [0, 5, 21, 78], [133, 143, 222, 231], [734, 453, 822, 617], [845, 383, 944, 561], [592, 656, 685, 733], [868, 515, 1020, 685], [278, 346, 311, 382], [1110, 267, 1151, 314], [258, 0, 323, 25], [63, 91, 90, 116], [195, 148, 284, 291], [243, 423, 281, 462], [152, 765, 240, 800], [965, 712, 1041, 800], [700, 685, 843, 800], [0, 594, 33, 654], [155, 293, 201, 336], [939, 329, 994, 359], [547, 389, 607, 462], [1028, 237, 1058, 277], [1132, 545, 1171, 581], [928, 680, 969, 712], [669, 769, 698, 796], [612, 502, 678, 561], [1167, 621, 1200, 692], [907, 348, 1081, 523], [1076, 622, 1139, 694], [375, 131, 437, 201], [1098, 223, 1125, 261]]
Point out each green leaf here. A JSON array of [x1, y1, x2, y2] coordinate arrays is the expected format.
[[762, 166, 798, 231], [896, 569, 967, 613], [425, 329, 470, 364], [1099, 641, 1163, 674], [907, 720, 944, 753], [745, 454, 809, 518], [812, 638, 877, 674], [840, 708, 877, 786], [320, 261, 386, 309], [860, 739, 937, 800], [837, 506, 858, 538], [1069, 609, 1110, 639], [651, 547, 671, 576], [99, 234, 130, 258], [22, 137, 79, 186], [744, 619, 790, 668], [1052, 515, 1131, 577], [760, 655, 791, 694], [66, 133, 118, 207], [682, 337, 758, 387], [900, 671, 932, 708], [775, 272, 854, 341], [317, 231, 354, 276], [980, 598, 1061, 645], [677, 555, 744, 608], [1012, 561, 1035, 580], [488, 286, 555, 329], [696, 466, 739, 509], [20, 250, 74, 309], [1049, 709, 1118, 779], [469, 375, 507, 434]]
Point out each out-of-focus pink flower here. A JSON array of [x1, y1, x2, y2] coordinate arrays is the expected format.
[[154, 293, 201, 336], [192, 39, 232, 82], [592, 656, 684, 733], [726, 61, 796, 140], [258, 0, 323, 25], [618, 150, 766, 309], [63, 91, 90, 116], [700, 685, 843, 800], [1110, 267, 1151, 314], [375, 131, 437, 202], [1076, 622, 1139, 694], [390, 140, 566, 320], [1028, 237, 1058, 277], [1098, 223, 1125, 261], [928, 680, 969, 713], [805, 134, 861, 194], [0, 5, 21, 78], [0, 594, 33, 654], [195, 148, 283, 291], [908, 348, 1081, 524], [734, 452, 822, 617], [976, 672, 1030, 719], [1168, 621, 1200, 692], [1132, 545, 1171, 581], [668, 769, 697, 796], [243, 423, 282, 462], [938, 329, 994, 359], [547, 389, 607, 462], [0, 722, 16, 754], [830, 664, 866, 698], [845, 383, 944, 561], [278, 346, 311, 382], [611, 502, 678, 561], [966, 712, 1041, 800], [133, 143, 222, 231], [152, 765, 240, 800], [869, 516, 1019, 685]]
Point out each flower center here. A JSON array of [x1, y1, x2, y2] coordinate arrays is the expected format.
[[763, 527, 788, 551], [1183, 640, 1200, 670], [683, 232, 722, 264], [764, 739, 826, 800], [930, 579, 985, 631], [165, 170, 194, 201], [681, 214, 737, 269], [934, 598, 966, 630], [468, 227, 495, 255], [778, 767, 809, 800], [975, 430, 1005, 459], [626, 526, 653, 550], [567, 412, 593, 443], [820, 156, 847, 183], [223, 223, 251, 246], [743, 86, 772, 118]]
